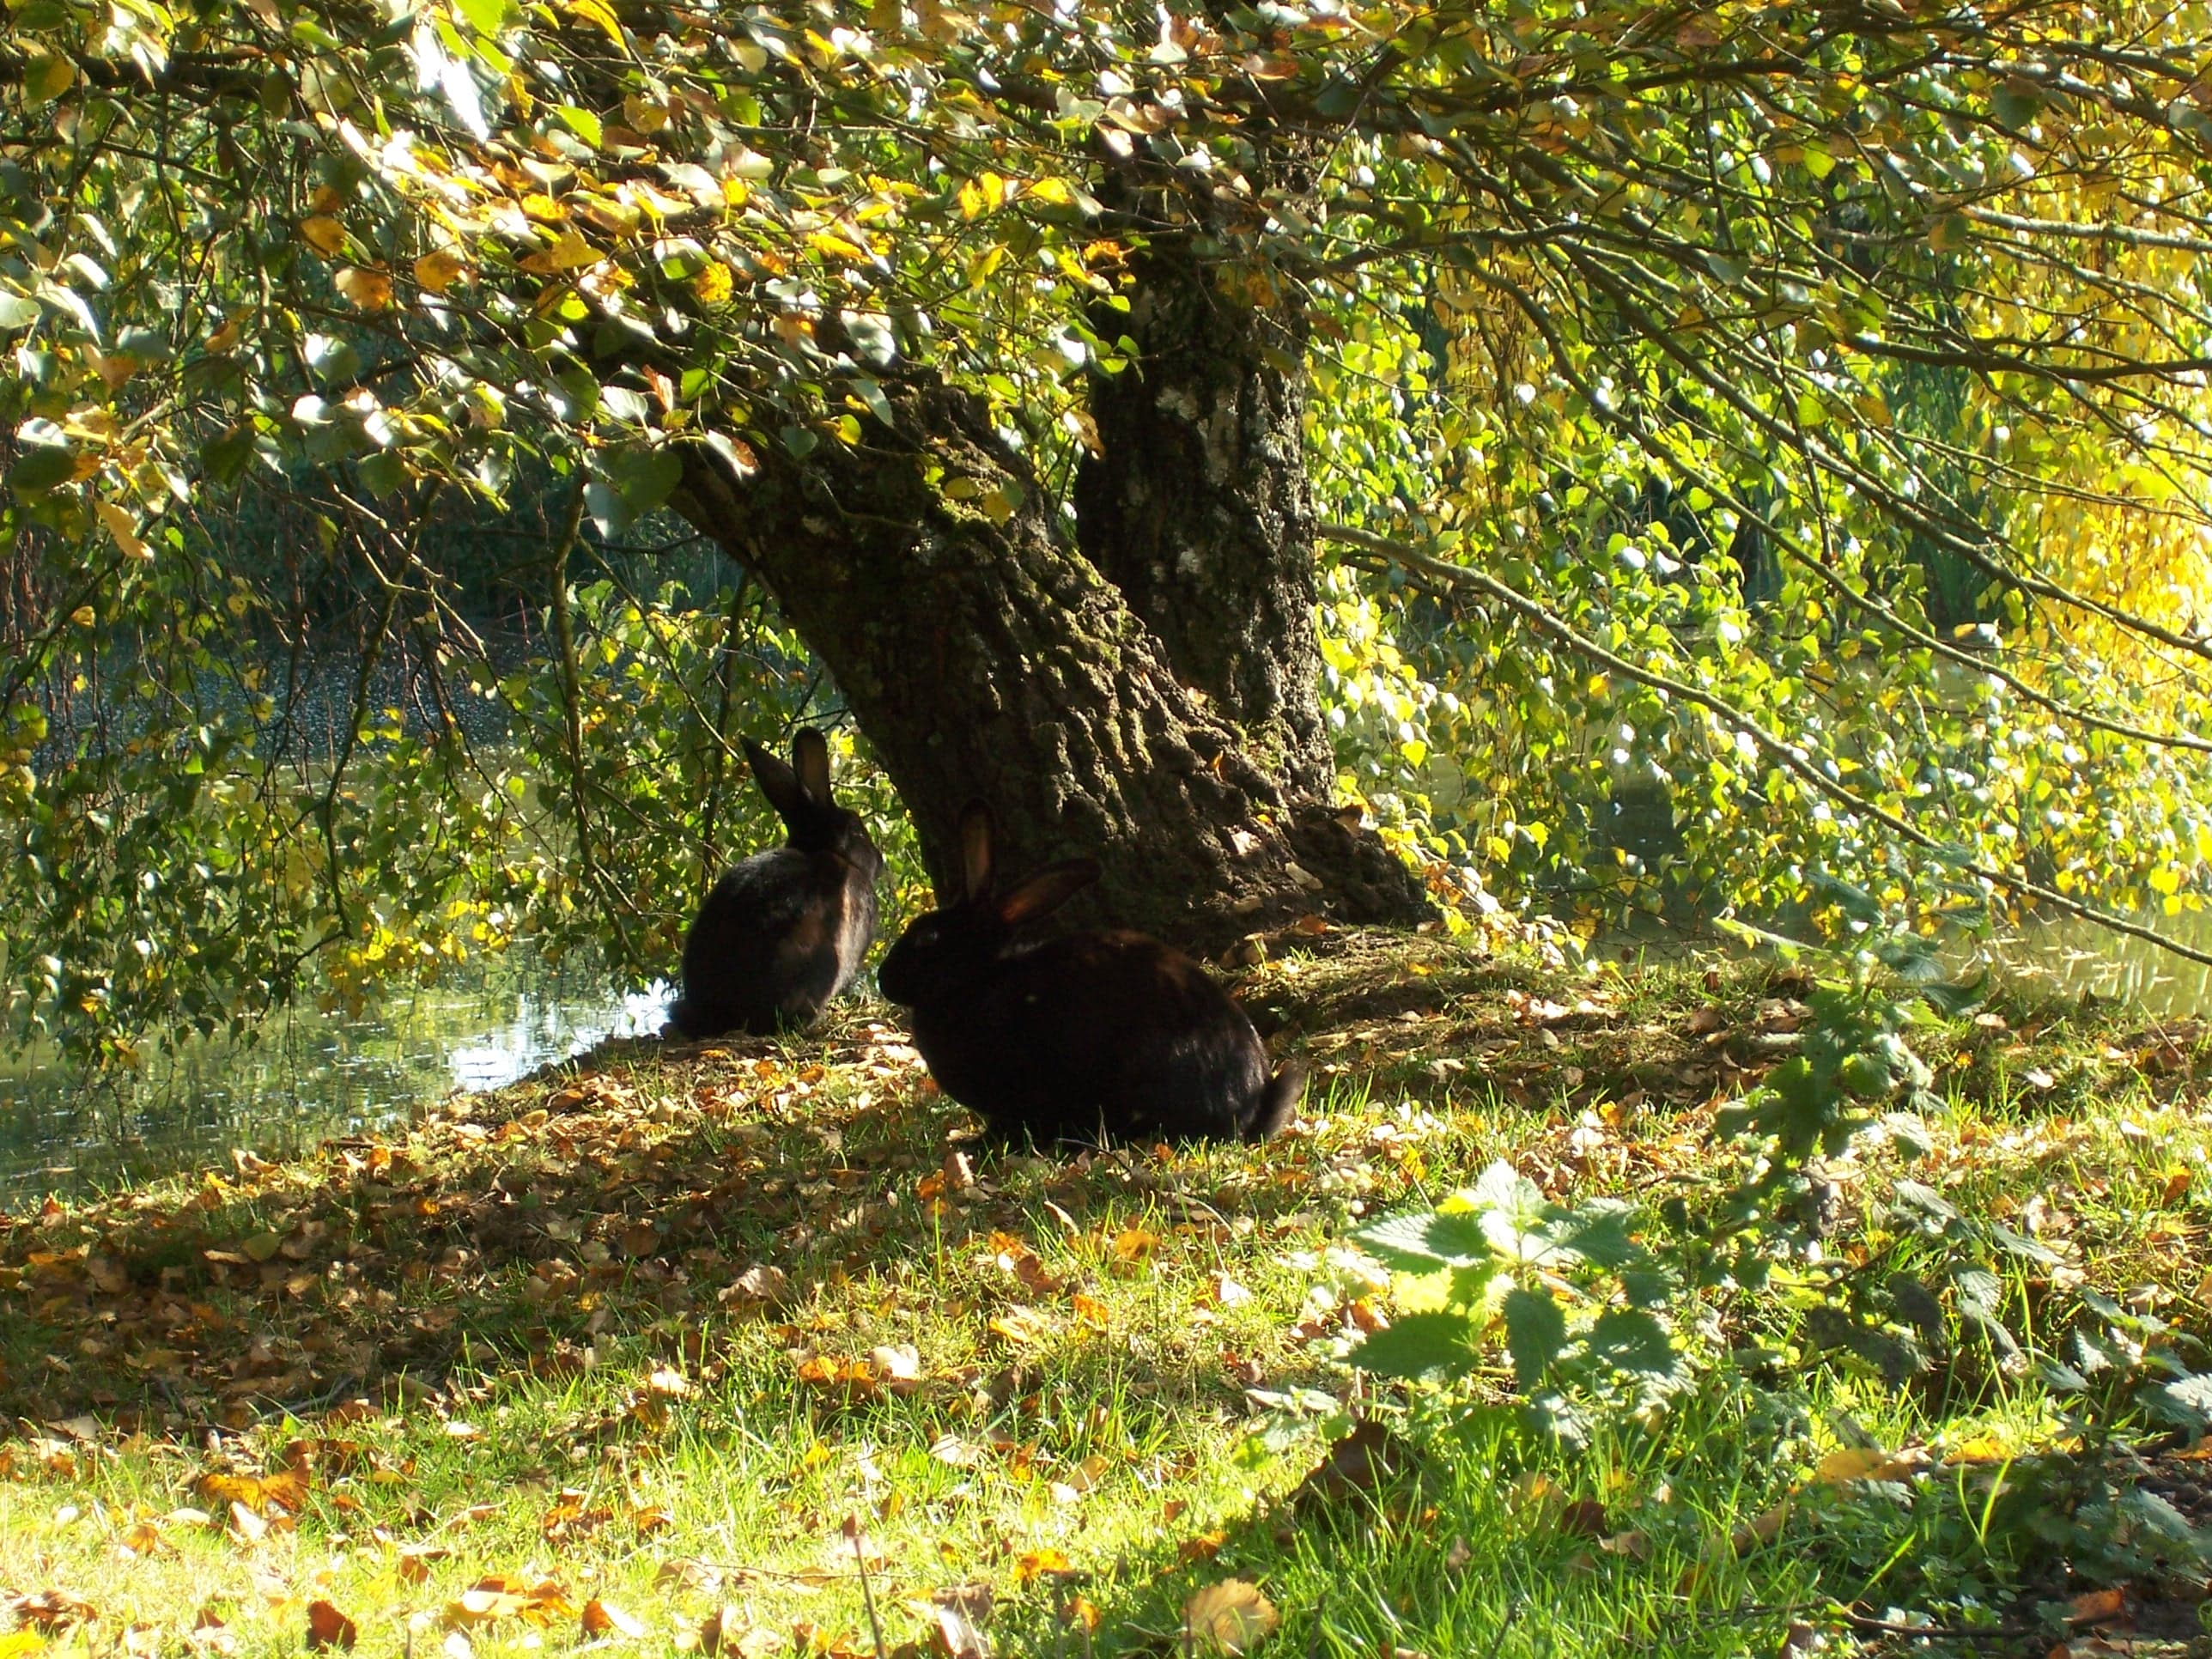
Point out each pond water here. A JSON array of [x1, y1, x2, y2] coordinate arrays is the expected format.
[[1974, 909, 2212, 1023], [0, 956, 673, 1207], [0, 905, 2203, 1211]]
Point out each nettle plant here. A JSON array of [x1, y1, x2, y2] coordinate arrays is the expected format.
[[1345, 939, 2212, 1468]]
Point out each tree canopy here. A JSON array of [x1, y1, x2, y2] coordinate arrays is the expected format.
[[4, 0, 2212, 1059]]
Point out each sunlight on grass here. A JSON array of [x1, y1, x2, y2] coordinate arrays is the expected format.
[[3, 933, 2208, 1657]]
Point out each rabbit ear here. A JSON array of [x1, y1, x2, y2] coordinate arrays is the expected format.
[[957, 801, 995, 901], [996, 859, 1100, 927], [791, 727, 832, 803], [744, 738, 808, 823]]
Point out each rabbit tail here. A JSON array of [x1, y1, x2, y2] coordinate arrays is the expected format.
[[1244, 1063, 1308, 1142]]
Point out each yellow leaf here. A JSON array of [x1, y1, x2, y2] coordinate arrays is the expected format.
[[519, 229, 599, 273], [1812, 1447, 1893, 1484], [414, 250, 468, 293], [561, 0, 627, 50], [1012, 1548, 1071, 1584], [1111, 1226, 1160, 1265], [1182, 1580, 1278, 1655], [301, 216, 348, 257], [691, 261, 733, 303], [807, 230, 868, 263], [1027, 177, 1074, 205], [22, 49, 77, 101], [94, 501, 148, 560], [333, 268, 393, 311], [621, 93, 668, 134], [88, 349, 137, 390], [521, 193, 568, 222]]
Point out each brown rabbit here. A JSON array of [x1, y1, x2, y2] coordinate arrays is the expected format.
[[668, 729, 881, 1039], [876, 803, 1303, 1146]]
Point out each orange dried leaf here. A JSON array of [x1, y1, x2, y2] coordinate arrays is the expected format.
[[306, 1601, 358, 1651], [580, 1600, 643, 1639], [2065, 1589, 2126, 1626]]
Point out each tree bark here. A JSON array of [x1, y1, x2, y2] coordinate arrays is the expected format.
[[673, 377, 1430, 951], [1073, 165, 1334, 800]]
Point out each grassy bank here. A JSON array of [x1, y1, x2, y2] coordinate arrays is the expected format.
[[2, 931, 2208, 1658]]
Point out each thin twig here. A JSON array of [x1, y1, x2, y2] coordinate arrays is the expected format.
[[1318, 522, 2212, 971], [848, 1517, 888, 1659]]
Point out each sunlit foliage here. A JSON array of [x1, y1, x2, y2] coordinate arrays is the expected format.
[[4, 0, 2212, 1060]]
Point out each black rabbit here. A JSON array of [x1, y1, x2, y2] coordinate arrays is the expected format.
[[668, 728, 883, 1039], [876, 802, 1304, 1146]]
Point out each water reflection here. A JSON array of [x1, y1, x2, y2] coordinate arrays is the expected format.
[[0, 955, 673, 1206], [1977, 910, 2212, 1022]]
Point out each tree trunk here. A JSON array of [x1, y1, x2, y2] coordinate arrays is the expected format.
[[673, 377, 1430, 951], [1073, 163, 1333, 799]]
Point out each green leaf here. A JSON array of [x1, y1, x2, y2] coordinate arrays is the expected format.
[[1990, 1224, 2061, 1266], [555, 105, 603, 148], [1991, 81, 2042, 130], [851, 375, 896, 426], [1530, 1199, 1641, 1270], [623, 447, 684, 514], [1951, 1267, 2000, 1316], [8, 443, 76, 493], [201, 426, 257, 484], [1347, 1310, 1482, 1382], [1500, 1285, 1566, 1391], [1358, 1208, 1492, 1273], [2158, 1373, 2212, 1423], [455, 0, 507, 35], [584, 477, 632, 538], [0, 291, 40, 331], [1583, 1308, 1683, 1385]]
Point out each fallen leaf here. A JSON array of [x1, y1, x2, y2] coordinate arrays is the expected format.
[[2065, 1589, 2126, 1626], [580, 1600, 643, 1640], [1183, 1580, 1279, 1655], [1012, 1549, 1072, 1585], [1729, 1499, 1790, 1555], [1556, 1499, 1608, 1537], [1293, 1417, 1411, 1506], [306, 1602, 358, 1651], [870, 1344, 922, 1389], [398, 1543, 452, 1583], [9, 1592, 97, 1632], [1111, 1228, 1161, 1267], [928, 1602, 989, 1659]]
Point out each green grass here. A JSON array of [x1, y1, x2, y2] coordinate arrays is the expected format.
[[2, 932, 2209, 1658]]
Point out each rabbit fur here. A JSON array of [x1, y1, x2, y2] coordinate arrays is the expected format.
[[669, 727, 882, 1039], [877, 802, 1304, 1146]]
